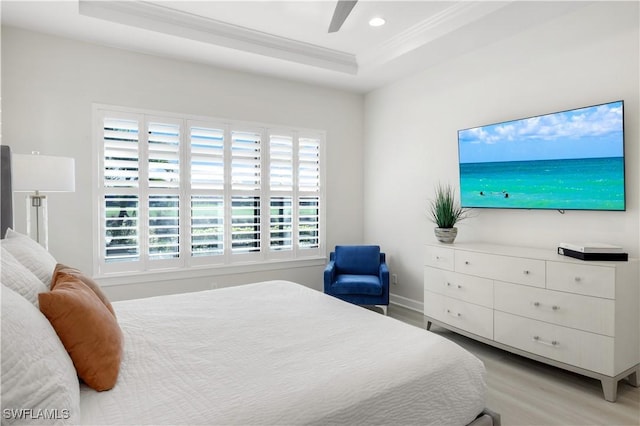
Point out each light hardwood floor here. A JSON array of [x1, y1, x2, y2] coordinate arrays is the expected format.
[[387, 304, 640, 426]]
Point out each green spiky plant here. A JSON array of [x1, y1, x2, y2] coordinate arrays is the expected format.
[[428, 183, 469, 228]]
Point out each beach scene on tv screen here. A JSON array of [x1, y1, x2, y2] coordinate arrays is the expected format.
[[458, 101, 625, 211]]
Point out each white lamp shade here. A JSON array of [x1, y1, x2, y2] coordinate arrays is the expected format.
[[12, 153, 76, 192]]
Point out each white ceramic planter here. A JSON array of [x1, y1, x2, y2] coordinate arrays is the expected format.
[[434, 227, 457, 244]]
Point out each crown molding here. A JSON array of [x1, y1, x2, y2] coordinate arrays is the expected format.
[[358, 1, 510, 70], [79, 0, 358, 75]]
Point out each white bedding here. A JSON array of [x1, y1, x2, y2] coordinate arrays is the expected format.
[[80, 281, 486, 425]]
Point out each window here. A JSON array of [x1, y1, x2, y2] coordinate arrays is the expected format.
[[95, 106, 324, 275]]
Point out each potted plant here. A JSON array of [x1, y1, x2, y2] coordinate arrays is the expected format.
[[428, 183, 469, 243]]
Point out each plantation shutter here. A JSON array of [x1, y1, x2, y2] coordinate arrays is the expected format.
[[148, 122, 180, 188], [269, 134, 293, 252], [103, 117, 141, 264], [231, 131, 261, 253], [298, 137, 321, 250], [148, 195, 180, 260], [191, 195, 224, 257], [147, 121, 181, 262], [270, 196, 293, 251], [104, 195, 140, 262], [103, 118, 139, 187], [96, 105, 324, 274], [298, 196, 320, 249], [189, 124, 225, 259], [190, 126, 224, 191], [270, 134, 293, 191], [231, 131, 261, 191], [298, 137, 320, 192]]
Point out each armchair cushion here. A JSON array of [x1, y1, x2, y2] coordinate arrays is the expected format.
[[332, 275, 383, 296], [334, 245, 380, 275]]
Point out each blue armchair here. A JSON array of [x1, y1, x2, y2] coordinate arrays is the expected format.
[[324, 245, 389, 315]]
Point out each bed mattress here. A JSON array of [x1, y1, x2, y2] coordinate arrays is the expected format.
[[80, 280, 486, 425]]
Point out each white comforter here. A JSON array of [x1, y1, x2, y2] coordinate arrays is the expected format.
[[80, 281, 486, 425]]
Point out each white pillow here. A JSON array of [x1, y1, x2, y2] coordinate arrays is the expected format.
[[1, 285, 80, 425], [1, 228, 56, 287], [0, 247, 47, 307]]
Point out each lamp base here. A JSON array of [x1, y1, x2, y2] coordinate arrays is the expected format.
[[25, 193, 48, 249]]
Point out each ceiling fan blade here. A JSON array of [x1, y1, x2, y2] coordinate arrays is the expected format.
[[328, 0, 358, 33]]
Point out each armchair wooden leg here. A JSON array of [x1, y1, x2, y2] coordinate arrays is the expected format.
[[375, 305, 388, 316]]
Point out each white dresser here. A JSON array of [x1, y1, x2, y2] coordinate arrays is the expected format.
[[423, 242, 639, 402]]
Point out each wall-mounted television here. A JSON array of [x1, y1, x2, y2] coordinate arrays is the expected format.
[[458, 100, 625, 211]]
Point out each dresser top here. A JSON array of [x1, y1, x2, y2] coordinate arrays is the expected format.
[[425, 242, 635, 266]]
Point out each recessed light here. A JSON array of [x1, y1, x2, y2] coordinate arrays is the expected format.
[[369, 17, 386, 27]]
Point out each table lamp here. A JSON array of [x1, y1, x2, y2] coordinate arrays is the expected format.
[[12, 152, 76, 249]]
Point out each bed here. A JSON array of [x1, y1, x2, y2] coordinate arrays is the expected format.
[[0, 145, 500, 425]]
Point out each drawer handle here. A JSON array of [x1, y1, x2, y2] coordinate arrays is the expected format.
[[533, 336, 559, 347], [464, 261, 470, 265], [574, 277, 582, 282], [532, 302, 560, 311], [523, 270, 530, 275], [446, 282, 462, 290], [446, 309, 462, 318]]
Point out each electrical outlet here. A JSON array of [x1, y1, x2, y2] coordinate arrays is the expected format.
[[392, 274, 398, 285]]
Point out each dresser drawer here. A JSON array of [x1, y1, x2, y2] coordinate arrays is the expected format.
[[547, 261, 615, 299], [424, 267, 493, 308], [494, 281, 614, 336], [455, 250, 545, 288], [495, 311, 614, 375], [424, 245, 455, 271], [424, 291, 493, 339]]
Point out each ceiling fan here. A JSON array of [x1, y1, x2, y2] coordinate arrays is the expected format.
[[328, 0, 358, 33]]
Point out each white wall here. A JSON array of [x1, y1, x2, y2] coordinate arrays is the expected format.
[[364, 2, 640, 306], [1, 27, 365, 299]]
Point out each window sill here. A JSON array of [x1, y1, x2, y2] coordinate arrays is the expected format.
[[95, 256, 328, 287]]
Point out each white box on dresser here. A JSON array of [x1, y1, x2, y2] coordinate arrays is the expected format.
[[424, 242, 639, 402]]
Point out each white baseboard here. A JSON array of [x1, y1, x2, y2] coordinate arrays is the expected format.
[[390, 292, 423, 313]]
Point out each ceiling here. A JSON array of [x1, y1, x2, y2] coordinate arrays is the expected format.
[[1, 1, 591, 93]]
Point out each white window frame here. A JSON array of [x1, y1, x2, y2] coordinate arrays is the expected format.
[[92, 104, 326, 278]]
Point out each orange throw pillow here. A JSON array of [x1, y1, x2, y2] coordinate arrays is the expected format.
[[39, 273, 123, 391], [51, 264, 116, 317]]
